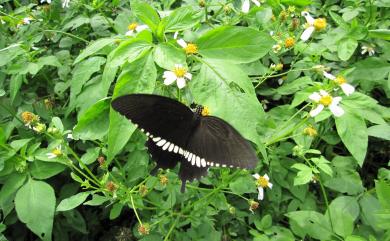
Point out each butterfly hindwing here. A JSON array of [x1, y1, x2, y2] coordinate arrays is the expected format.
[[146, 139, 182, 174], [111, 94, 195, 147], [185, 116, 258, 169]]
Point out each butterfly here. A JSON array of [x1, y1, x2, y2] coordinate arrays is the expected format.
[[111, 94, 258, 192]]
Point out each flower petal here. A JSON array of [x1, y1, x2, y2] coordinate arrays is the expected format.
[[163, 71, 176, 79], [174, 63, 183, 68], [319, 89, 329, 96], [176, 77, 186, 89], [340, 83, 355, 96], [268, 182, 273, 189], [301, 11, 315, 25], [184, 72, 192, 80], [177, 39, 187, 48], [251, 0, 261, 6], [242, 0, 250, 13], [257, 187, 264, 200], [329, 104, 344, 117], [125, 30, 134, 36], [252, 173, 260, 179], [173, 31, 179, 39], [332, 96, 342, 105], [163, 72, 177, 85], [300, 26, 315, 42], [310, 104, 324, 117], [263, 174, 269, 181], [323, 71, 336, 80], [309, 92, 321, 102], [136, 25, 148, 32]]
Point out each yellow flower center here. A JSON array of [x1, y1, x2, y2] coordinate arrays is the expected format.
[[303, 126, 317, 137], [173, 66, 187, 77], [313, 18, 326, 31], [52, 148, 62, 157], [257, 176, 269, 188], [319, 95, 332, 106], [21, 111, 35, 124], [284, 37, 295, 48], [335, 76, 346, 85], [128, 22, 138, 31], [184, 43, 198, 55], [201, 106, 210, 116]]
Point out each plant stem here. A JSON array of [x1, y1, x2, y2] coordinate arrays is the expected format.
[[164, 217, 179, 241], [130, 194, 142, 225]]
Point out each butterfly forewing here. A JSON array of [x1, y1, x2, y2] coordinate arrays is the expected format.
[[111, 94, 195, 147], [185, 116, 258, 169]]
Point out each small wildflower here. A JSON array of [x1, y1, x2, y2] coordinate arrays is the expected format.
[[223, 4, 232, 13], [173, 31, 179, 40], [97, 156, 105, 166], [261, 99, 269, 110], [284, 37, 295, 48], [290, 18, 300, 30], [40, 0, 52, 3], [249, 200, 259, 213], [361, 45, 375, 56], [62, 0, 70, 8], [292, 145, 305, 157], [272, 44, 282, 53], [47, 146, 63, 159], [311, 175, 319, 183], [279, 10, 288, 21], [288, 6, 296, 13], [139, 184, 148, 197], [125, 22, 148, 36], [138, 223, 150, 235], [163, 64, 192, 89], [106, 181, 118, 192], [15, 160, 27, 173], [22, 17, 33, 25], [308, 90, 344, 117], [242, 0, 260, 13], [252, 173, 273, 200], [323, 71, 355, 96], [228, 205, 236, 214], [159, 174, 168, 186], [201, 106, 210, 116], [21, 111, 39, 127], [270, 63, 283, 71], [44, 98, 54, 109], [300, 12, 327, 42], [47, 127, 59, 134], [303, 126, 317, 137], [198, 0, 206, 7], [33, 123, 46, 133], [177, 39, 198, 55], [67, 133, 74, 139]]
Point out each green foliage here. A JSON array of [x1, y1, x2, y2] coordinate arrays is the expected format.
[[0, 0, 389, 241]]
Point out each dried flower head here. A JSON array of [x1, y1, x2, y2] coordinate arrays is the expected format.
[[159, 175, 168, 186], [138, 223, 150, 235], [249, 200, 259, 213], [139, 184, 148, 197]]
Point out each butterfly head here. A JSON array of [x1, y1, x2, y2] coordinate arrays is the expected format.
[[192, 105, 210, 116]]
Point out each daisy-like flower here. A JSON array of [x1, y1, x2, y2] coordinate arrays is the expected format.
[[163, 64, 192, 89], [272, 44, 282, 53], [252, 174, 273, 200], [46, 146, 63, 159], [21, 111, 39, 128], [242, 0, 260, 13], [125, 22, 148, 36], [177, 39, 198, 55], [300, 11, 327, 42], [284, 37, 295, 48], [62, 0, 70, 8], [309, 90, 344, 117], [361, 45, 375, 56], [323, 71, 355, 96], [33, 123, 46, 133]]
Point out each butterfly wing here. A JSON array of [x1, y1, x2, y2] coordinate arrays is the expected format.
[[183, 116, 258, 170], [111, 94, 195, 148]]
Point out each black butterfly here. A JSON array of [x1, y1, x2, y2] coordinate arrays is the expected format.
[[111, 94, 258, 192]]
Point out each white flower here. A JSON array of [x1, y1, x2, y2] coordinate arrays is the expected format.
[[62, 0, 70, 8], [40, 0, 51, 3], [361, 45, 375, 56], [173, 31, 179, 40], [163, 64, 192, 89], [242, 0, 260, 13], [300, 12, 327, 42], [22, 17, 33, 25], [272, 44, 281, 53], [46, 146, 62, 159], [309, 90, 344, 117], [125, 22, 148, 36], [177, 39, 198, 55], [323, 71, 355, 96], [252, 173, 273, 200]]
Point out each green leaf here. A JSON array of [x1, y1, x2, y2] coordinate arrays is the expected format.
[[254, 214, 273, 231], [160, 6, 202, 32], [131, 2, 160, 31], [229, 175, 256, 195], [311, 156, 333, 176], [190, 59, 264, 146], [0, 44, 25, 67], [30, 161, 67, 179], [84, 194, 109, 206], [57, 192, 90, 212], [73, 99, 110, 140], [15, 180, 55, 241], [286, 211, 333, 240], [51, 117, 64, 132], [367, 124, 390, 141], [326, 196, 359, 238], [0, 173, 26, 217], [345, 235, 367, 241], [10, 74, 24, 103], [335, 111, 367, 166], [74, 38, 116, 64], [337, 38, 358, 61], [110, 39, 152, 67], [109, 203, 123, 220], [280, 0, 312, 6], [153, 43, 186, 70], [359, 193, 381, 230], [350, 58, 390, 81], [376, 180, 390, 209], [291, 163, 313, 185], [196, 26, 273, 63], [108, 53, 156, 162], [80, 147, 101, 165], [368, 29, 390, 40]]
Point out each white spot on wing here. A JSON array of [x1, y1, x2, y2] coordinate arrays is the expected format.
[[188, 153, 193, 162], [174, 145, 179, 153], [215, 163, 220, 167], [196, 156, 201, 167], [210, 162, 214, 166], [191, 155, 196, 165], [156, 139, 166, 147], [153, 137, 161, 142], [168, 143, 174, 152], [146, 132, 150, 136], [162, 141, 170, 150], [201, 158, 206, 167]]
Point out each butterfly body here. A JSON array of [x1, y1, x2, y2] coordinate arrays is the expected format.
[[111, 94, 258, 192]]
